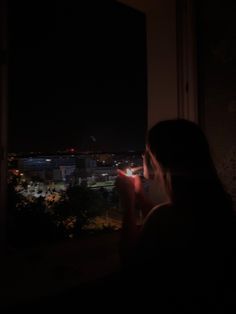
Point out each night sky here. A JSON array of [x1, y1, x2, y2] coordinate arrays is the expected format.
[[8, 0, 147, 153]]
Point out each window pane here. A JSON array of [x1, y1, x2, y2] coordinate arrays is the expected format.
[[6, 2, 146, 307]]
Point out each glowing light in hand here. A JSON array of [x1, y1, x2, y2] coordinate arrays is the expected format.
[[126, 168, 133, 177]]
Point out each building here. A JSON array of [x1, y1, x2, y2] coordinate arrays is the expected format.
[[17, 155, 97, 183]]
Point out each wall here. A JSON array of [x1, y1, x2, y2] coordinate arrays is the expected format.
[[197, 0, 236, 205]]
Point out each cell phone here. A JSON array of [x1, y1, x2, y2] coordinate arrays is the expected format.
[[125, 167, 143, 177], [125, 168, 133, 177]]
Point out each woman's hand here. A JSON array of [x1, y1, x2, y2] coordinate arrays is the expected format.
[[116, 170, 140, 262], [116, 169, 154, 217], [116, 169, 136, 210]]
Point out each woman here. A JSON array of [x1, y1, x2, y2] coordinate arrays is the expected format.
[[117, 119, 235, 310]]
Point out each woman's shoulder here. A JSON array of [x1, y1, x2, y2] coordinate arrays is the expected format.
[[140, 203, 175, 238], [143, 202, 175, 226], [141, 202, 193, 245]]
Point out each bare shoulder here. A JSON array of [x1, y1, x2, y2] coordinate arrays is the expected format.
[[141, 203, 192, 246], [140, 203, 174, 236], [143, 203, 175, 226]]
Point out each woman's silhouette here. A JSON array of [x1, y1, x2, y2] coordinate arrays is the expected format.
[[117, 119, 236, 311]]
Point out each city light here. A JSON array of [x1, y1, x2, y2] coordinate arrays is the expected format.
[[9, 152, 143, 195]]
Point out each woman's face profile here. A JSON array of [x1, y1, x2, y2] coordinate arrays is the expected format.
[[143, 146, 165, 184], [143, 147, 156, 180], [143, 150, 151, 179]]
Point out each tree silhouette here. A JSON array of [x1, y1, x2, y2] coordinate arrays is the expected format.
[[53, 185, 107, 236]]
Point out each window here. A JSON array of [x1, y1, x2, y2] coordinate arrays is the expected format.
[[5, 1, 147, 308]]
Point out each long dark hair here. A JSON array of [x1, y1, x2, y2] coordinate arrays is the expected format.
[[147, 119, 233, 214]]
